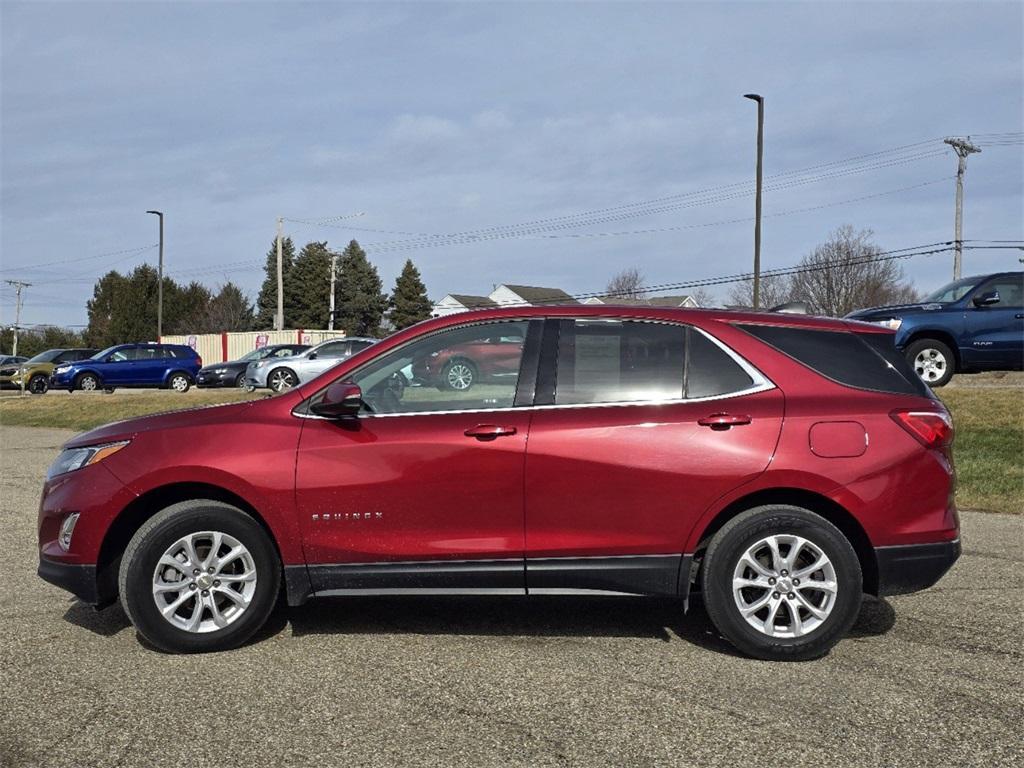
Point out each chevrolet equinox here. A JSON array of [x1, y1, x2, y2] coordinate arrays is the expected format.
[[38, 306, 960, 660]]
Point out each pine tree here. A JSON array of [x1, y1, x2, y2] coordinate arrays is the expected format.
[[204, 282, 255, 332], [255, 236, 295, 329], [389, 259, 432, 330], [288, 241, 333, 328], [334, 240, 387, 337]]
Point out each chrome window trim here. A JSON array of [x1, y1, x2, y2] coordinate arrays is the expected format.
[[294, 318, 774, 420]]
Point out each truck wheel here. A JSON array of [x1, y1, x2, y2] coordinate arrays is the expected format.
[[701, 505, 862, 661], [118, 500, 281, 653], [905, 338, 955, 387]]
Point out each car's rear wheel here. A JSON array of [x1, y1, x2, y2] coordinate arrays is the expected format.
[[118, 500, 280, 653], [442, 359, 476, 391], [701, 505, 862, 661], [75, 372, 99, 392], [905, 338, 955, 387], [268, 367, 297, 392], [168, 372, 192, 392], [27, 374, 49, 395]]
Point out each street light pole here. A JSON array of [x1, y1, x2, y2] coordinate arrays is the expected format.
[[743, 93, 764, 309], [146, 210, 165, 338]]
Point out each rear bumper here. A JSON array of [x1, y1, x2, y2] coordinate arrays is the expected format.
[[38, 556, 98, 604], [874, 539, 961, 596]]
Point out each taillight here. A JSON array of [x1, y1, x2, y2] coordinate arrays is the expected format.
[[196, 355, 203, 367], [891, 409, 953, 449]]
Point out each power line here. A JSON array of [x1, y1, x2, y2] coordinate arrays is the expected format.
[[0, 244, 157, 275]]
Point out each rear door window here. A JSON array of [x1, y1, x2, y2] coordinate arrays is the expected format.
[[552, 320, 758, 405], [738, 324, 931, 396]]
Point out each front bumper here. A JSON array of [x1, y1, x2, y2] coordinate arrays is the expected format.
[[49, 373, 76, 389], [38, 557, 99, 604], [875, 539, 961, 596], [196, 369, 240, 387]]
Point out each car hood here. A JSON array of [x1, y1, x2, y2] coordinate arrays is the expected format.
[[846, 302, 948, 320], [199, 361, 247, 374], [64, 394, 297, 448]]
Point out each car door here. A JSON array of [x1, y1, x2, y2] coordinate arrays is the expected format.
[[962, 274, 1024, 368], [293, 319, 541, 594], [524, 318, 784, 596], [300, 341, 351, 382], [101, 347, 139, 385]]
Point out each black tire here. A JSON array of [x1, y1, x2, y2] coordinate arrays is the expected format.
[[167, 371, 192, 393], [904, 338, 955, 388], [118, 500, 280, 654], [235, 372, 246, 389], [701, 505, 862, 661], [27, 374, 49, 395], [268, 367, 297, 393], [103, 387, 116, 394], [75, 372, 100, 392], [441, 358, 477, 391]]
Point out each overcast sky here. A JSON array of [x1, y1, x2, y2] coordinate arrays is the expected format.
[[2, 1, 1022, 328]]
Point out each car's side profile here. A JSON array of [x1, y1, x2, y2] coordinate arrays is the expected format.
[[0, 347, 98, 393], [244, 337, 376, 392], [410, 329, 525, 390], [847, 270, 1024, 387], [38, 306, 959, 660], [50, 343, 202, 392]]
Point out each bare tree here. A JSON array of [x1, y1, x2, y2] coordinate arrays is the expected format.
[[605, 267, 646, 299], [788, 225, 918, 317], [726, 273, 792, 309], [688, 286, 718, 307]]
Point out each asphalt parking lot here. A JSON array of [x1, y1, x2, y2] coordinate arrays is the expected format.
[[1, 426, 1021, 768]]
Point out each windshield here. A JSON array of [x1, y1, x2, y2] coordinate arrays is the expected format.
[[26, 350, 62, 364], [91, 346, 119, 360], [925, 277, 983, 303], [238, 348, 271, 362]]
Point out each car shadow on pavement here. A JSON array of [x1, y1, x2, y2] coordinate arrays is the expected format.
[[63, 599, 132, 637]]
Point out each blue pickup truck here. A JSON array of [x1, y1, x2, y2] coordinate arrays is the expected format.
[[846, 271, 1024, 387]]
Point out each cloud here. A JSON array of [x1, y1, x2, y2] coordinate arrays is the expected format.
[[389, 114, 463, 143]]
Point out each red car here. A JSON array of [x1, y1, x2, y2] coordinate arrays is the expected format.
[[410, 329, 524, 390], [38, 306, 959, 659]]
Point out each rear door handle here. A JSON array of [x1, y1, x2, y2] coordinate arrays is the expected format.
[[697, 413, 752, 430], [464, 424, 518, 440]]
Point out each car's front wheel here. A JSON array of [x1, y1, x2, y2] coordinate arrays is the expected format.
[[905, 338, 955, 387], [701, 505, 862, 661], [75, 372, 99, 392], [27, 374, 49, 395], [118, 500, 280, 653], [268, 367, 298, 392]]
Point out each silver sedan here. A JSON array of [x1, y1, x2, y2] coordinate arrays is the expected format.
[[245, 337, 377, 392]]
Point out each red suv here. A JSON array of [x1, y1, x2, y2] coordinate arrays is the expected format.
[[37, 306, 959, 659]]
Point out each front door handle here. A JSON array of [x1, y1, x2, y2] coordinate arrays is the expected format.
[[697, 413, 752, 430], [464, 424, 518, 440]]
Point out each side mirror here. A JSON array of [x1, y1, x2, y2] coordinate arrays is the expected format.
[[973, 291, 1000, 307], [310, 381, 362, 418], [307, 352, 318, 360]]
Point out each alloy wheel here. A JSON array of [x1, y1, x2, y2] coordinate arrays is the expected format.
[[151, 531, 258, 634], [732, 534, 838, 639], [270, 369, 296, 392], [913, 348, 947, 384], [171, 375, 189, 392], [446, 363, 474, 390], [79, 376, 98, 391]]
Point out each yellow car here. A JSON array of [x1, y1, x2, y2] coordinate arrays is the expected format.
[[0, 348, 98, 394]]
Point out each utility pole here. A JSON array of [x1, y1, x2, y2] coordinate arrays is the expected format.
[[5, 280, 30, 395], [744, 94, 764, 308], [276, 217, 284, 331], [944, 137, 981, 280], [146, 210, 165, 338], [328, 251, 338, 331]]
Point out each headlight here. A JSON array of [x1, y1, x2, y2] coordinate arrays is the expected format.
[[54, 364, 72, 374], [254, 360, 270, 368], [872, 318, 902, 331], [213, 368, 228, 374], [47, 441, 130, 480]]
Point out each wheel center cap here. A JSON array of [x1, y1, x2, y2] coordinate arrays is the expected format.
[[196, 573, 213, 590], [777, 577, 793, 592]]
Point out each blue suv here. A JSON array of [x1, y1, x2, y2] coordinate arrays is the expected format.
[[50, 343, 202, 393], [847, 271, 1024, 387]]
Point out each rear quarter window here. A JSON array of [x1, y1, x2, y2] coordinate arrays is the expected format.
[[738, 324, 932, 397]]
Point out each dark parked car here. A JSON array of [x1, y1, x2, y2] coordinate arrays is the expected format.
[[50, 343, 202, 392], [0, 355, 27, 367], [39, 306, 958, 660], [847, 271, 1024, 387], [196, 344, 310, 388]]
